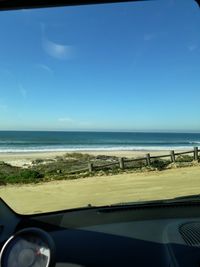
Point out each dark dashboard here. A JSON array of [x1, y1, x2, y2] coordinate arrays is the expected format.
[[1, 198, 200, 266]]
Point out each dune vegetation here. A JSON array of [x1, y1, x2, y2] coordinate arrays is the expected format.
[[0, 153, 198, 185]]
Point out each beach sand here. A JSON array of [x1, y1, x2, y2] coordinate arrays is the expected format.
[[0, 149, 197, 214], [0, 150, 179, 167], [0, 164, 200, 214]]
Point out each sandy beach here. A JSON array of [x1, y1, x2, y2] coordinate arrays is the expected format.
[[0, 150, 181, 167], [0, 165, 200, 214], [0, 149, 198, 214]]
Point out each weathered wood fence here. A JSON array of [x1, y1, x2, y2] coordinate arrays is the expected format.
[[87, 147, 200, 173]]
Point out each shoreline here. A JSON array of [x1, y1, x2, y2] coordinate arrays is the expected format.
[[0, 149, 186, 167]]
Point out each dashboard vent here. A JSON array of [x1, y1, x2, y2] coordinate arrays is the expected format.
[[179, 222, 200, 247]]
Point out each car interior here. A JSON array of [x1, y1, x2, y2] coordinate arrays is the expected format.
[[1, 0, 200, 266]]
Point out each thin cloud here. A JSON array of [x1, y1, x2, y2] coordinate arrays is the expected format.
[[36, 64, 54, 74], [188, 44, 198, 52], [42, 38, 75, 60], [41, 23, 75, 60], [58, 118, 92, 128], [19, 84, 27, 99], [58, 117, 74, 123]]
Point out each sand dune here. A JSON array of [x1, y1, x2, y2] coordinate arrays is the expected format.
[[0, 150, 178, 167]]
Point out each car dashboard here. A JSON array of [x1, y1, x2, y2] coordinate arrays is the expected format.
[[1, 198, 200, 266]]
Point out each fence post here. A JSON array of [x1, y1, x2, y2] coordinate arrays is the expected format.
[[170, 150, 175, 163], [119, 157, 125, 169], [146, 153, 151, 167], [88, 162, 93, 172], [194, 147, 198, 161]]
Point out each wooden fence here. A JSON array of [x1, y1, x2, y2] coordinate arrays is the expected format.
[[87, 146, 200, 173]]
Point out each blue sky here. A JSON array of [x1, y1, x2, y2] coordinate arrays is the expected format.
[[0, 0, 200, 132]]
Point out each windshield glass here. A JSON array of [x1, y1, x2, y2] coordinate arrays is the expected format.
[[0, 0, 200, 214]]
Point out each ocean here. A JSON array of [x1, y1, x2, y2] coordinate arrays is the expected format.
[[0, 131, 200, 153]]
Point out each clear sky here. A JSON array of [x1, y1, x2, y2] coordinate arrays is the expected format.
[[0, 0, 200, 132]]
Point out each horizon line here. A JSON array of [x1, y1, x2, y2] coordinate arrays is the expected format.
[[0, 129, 200, 134]]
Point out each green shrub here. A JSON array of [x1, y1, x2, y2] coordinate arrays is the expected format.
[[176, 155, 193, 162], [1, 170, 44, 184], [19, 170, 44, 179], [0, 174, 7, 185], [64, 153, 93, 160], [132, 160, 146, 168], [151, 159, 170, 171], [32, 158, 44, 164]]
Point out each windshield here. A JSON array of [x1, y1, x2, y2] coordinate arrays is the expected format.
[[0, 0, 200, 214]]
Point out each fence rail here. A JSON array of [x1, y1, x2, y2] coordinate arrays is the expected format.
[[87, 146, 200, 172], [174, 150, 194, 156]]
